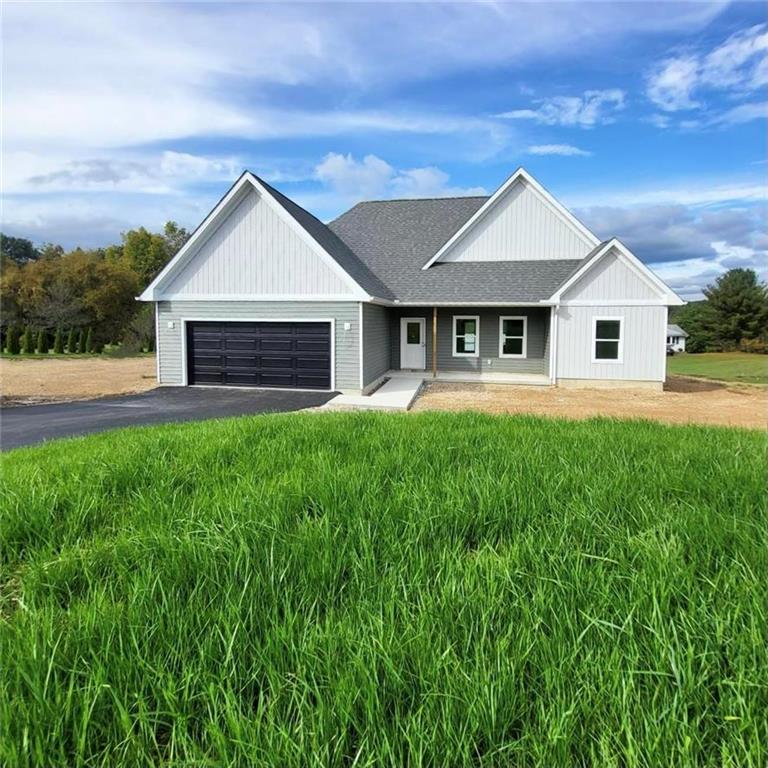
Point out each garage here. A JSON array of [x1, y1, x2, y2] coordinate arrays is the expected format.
[[186, 321, 332, 389]]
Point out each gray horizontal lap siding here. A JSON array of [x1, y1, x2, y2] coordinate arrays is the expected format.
[[390, 307, 550, 375], [362, 304, 391, 387], [157, 300, 360, 391]]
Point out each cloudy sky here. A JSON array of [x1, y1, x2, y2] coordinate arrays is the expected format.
[[3, 1, 767, 298]]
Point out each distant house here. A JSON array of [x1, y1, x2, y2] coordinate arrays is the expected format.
[[666, 324, 689, 352]]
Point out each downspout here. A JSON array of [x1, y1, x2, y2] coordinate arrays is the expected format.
[[432, 306, 437, 378]]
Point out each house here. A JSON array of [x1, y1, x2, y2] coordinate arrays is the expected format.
[[139, 168, 684, 394], [666, 324, 689, 352]]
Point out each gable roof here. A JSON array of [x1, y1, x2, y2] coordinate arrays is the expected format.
[[328, 197, 581, 303], [550, 238, 684, 305], [139, 171, 391, 301], [140, 168, 683, 307], [421, 167, 600, 270], [667, 324, 689, 337]]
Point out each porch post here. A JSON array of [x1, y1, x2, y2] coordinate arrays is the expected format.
[[432, 306, 437, 378]]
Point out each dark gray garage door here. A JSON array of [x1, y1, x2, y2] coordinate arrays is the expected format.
[[187, 321, 332, 389]]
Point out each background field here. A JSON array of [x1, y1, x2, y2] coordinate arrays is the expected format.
[[2, 412, 766, 766], [667, 351, 768, 385]]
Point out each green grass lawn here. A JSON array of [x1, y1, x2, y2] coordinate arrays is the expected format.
[[2, 413, 766, 767], [667, 351, 768, 385]]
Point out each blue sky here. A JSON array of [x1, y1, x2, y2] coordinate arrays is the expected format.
[[3, 1, 766, 298]]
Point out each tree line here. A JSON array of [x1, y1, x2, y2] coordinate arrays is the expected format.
[[672, 268, 768, 353], [0, 223, 188, 354]]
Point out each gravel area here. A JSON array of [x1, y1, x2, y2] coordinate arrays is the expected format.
[[412, 376, 768, 430], [1, 356, 157, 405]]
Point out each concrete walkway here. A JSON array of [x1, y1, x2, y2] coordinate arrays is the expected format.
[[323, 376, 424, 411]]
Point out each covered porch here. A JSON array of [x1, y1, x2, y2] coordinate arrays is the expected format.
[[381, 305, 552, 386]]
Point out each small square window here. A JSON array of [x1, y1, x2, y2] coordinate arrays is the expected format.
[[593, 318, 623, 362]]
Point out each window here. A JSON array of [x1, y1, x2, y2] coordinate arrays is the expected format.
[[666, 336, 671, 344], [499, 316, 527, 358], [593, 317, 623, 363], [452, 315, 479, 357]]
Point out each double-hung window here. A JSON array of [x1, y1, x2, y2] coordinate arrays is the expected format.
[[499, 316, 527, 358], [452, 315, 479, 357], [592, 317, 623, 362]]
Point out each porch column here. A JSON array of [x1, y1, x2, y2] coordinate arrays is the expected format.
[[432, 306, 437, 378]]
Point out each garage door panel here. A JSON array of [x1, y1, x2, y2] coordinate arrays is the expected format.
[[225, 338, 258, 351], [260, 339, 294, 352], [187, 321, 332, 389], [296, 356, 330, 370], [260, 356, 294, 369]]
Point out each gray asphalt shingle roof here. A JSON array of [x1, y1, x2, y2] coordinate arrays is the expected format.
[[328, 197, 586, 302], [667, 324, 689, 337]]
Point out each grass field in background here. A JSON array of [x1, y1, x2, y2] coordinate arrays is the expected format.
[[667, 351, 768, 385], [2, 412, 766, 766]]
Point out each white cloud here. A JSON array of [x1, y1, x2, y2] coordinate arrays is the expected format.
[[711, 101, 768, 126], [314, 153, 486, 203], [568, 180, 767, 209], [498, 90, 625, 128], [527, 144, 591, 157], [5, 151, 242, 195], [646, 23, 768, 114], [646, 56, 701, 111]]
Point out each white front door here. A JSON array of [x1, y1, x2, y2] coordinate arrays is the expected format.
[[400, 317, 426, 370]]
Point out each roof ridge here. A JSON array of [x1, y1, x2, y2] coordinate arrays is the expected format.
[[354, 195, 490, 204]]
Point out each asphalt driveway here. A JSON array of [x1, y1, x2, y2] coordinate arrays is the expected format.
[[1, 387, 335, 451]]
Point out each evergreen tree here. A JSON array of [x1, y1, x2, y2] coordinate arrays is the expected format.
[[67, 328, 77, 353], [7, 326, 20, 355], [21, 326, 34, 354], [53, 327, 64, 354], [85, 327, 94, 354], [36, 329, 49, 354], [77, 328, 86, 354], [703, 269, 768, 347]]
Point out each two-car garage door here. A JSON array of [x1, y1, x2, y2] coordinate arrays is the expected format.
[[186, 321, 332, 389]]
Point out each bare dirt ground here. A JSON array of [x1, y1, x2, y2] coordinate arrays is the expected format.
[[0, 356, 157, 405], [412, 376, 768, 430]]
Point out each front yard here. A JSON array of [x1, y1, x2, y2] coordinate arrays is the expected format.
[[413, 377, 768, 430], [0, 355, 157, 404], [1, 412, 765, 766]]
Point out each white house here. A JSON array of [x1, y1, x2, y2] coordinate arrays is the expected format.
[[139, 168, 684, 393], [667, 324, 689, 352]]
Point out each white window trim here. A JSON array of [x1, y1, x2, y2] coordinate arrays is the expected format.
[[452, 315, 480, 358], [498, 315, 527, 358], [592, 316, 624, 364]]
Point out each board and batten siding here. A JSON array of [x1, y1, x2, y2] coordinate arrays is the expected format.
[[555, 304, 667, 382], [390, 307, 550, 375], [156, 301, 360, 391], [160, 189, 354, 297], [361, 303, 391, 388], [561, 249, 659, 302], [441, 180, 592, 263]]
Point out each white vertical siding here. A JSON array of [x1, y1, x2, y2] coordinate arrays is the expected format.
[[160, 189, 354, 297], [556, 305, 667, 382], [156, 300, 360, 391], [562, 250, 659, 301], [441, 180, 592, 262]]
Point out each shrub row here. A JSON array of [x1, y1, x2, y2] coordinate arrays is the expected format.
[[2, 327, 96, 355]]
